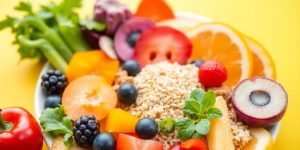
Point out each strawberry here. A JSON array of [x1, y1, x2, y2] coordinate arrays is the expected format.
[[134, 26, 192, 67], [198, 61, 228, 88]]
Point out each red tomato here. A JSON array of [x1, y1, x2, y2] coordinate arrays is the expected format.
[[135, 0, 175, 22], [117, 134, 164, 150], [134, 26, 192, 67], [180, 138, 208, 150]]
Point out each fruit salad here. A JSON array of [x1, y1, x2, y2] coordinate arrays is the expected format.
[[0, 0, 288, 150]]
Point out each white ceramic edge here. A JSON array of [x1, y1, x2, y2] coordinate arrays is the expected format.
[[34, 12, 281, 148]]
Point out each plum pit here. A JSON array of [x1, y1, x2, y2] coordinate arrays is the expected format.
[[249, 90, 271, 106]]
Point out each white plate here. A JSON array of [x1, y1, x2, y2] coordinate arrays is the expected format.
[[34, 12, 280, 149]]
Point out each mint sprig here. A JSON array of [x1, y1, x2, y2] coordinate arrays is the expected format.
[[176, 89, 222, 140]]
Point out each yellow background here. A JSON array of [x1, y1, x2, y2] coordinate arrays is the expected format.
[[0, 0, 299, 149]]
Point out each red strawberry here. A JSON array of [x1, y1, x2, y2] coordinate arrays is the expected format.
[[134, 26, 192, 67], [198, 61, 227, 88]]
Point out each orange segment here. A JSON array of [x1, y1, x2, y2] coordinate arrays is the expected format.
[[62, 75, 117, 121], [186, 23, 253, 88], [245, 36, 276, 79], [66, 50, 119, 84]]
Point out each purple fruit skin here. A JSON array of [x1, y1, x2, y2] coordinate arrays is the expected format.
[[114, 18, 155, 61], [94, 0, 132, 35], [232, 77, 288, 127], [81, 27, 102, 49]]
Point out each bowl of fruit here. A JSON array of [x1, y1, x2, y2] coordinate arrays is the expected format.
[[0, 0, 288, 149]]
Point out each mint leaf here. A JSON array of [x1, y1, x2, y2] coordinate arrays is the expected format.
[[176, 118, 195, 140], [80, 19, 106, 31], [195, 119, 210, 135], [39, 105, 74, 147], [0, 16, 16, 30], [202, 90, 216, 109], [183, 99, 202, 117], [207, 108, 223, 119], [190, 89, 204, 102]]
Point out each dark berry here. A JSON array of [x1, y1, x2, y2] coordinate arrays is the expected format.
[[117, 83, 138, 105], [73, 115, 100, 148], [122, 60, 141, 76], [93, 132, 116, 150], [45, 95, 61, 108], [127, 31, 141, 48], [192, 60, 204, 67], [135, 117, 158, 139], [41, 69, 68, 95]]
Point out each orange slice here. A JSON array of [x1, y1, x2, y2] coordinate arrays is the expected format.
[[245, 36, 276, 79], [157, 18, 202, 32], [186, 23, 253, 88]]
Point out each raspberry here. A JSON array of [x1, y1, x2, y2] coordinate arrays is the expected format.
[[73, 115, 100, 148], [198, 61, 227, 88]]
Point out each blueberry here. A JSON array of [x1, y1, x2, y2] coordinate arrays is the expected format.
[[117, 83, 138, 105], [93, 132, 116, 150], [135, 118, 158, 139], [192, 60, 204, 67], [127, 31, 141, 48], [45, 95, 61, 108], [122, 60, 141, 76]]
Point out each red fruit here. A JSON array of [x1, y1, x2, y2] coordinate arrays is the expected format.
[[198, 61, 227, 88], [135, 0, 175, 22], [169, 143, 181, 150], [180, 138, 208, 150], [134, 26, 192, 67], [117, 134, 164, 150]]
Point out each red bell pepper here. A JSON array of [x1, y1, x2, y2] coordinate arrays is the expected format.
[[0, 108, 43, 150]]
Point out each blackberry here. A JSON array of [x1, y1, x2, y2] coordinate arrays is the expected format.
[[41, 69, 68, 95], [73, 115, 100, 148]]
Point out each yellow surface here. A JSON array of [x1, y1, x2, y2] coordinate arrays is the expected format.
[[0, 0, 299, 149]]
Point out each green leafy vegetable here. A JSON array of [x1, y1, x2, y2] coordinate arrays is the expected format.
[[175, 89, 222, 140], [39, 105, 73, 147], [159, 118, 176, 135], [80, 19, 106, 31]]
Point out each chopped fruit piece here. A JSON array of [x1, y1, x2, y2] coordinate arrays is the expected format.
[[62, 75, 117, 121], [169, 144, 181, 150], [102, 109, 138, 133], [135, 26, 192, 67], [117, 83, 138, 105], [244, 128, 273, 150], [135, 0, 175, 22], [114, 18, 155, 61], [116, 134, 164, 150], [93, 132, 116, 150], [135, 118, 158, 139], [159, 118, 176, 135], [99, 36, 118, 59], [180, 138, 208, 150], [122, 60, 141, 77], [232, 77, 288, 127], [157, 18, 202, 32], [66, 51, 119, 84], [198, 61, 227, 88], [207, 97, 235, 150], [245, 36, 276, 79], [73, 115, 99, 148], [186, 23, 253, 88]]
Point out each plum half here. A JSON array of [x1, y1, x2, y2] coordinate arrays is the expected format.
[[114, 18, 155, 61], [232, 77, 288, 127]]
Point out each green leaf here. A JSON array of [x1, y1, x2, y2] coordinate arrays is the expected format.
[[190, 89, 204, 102], [39, 105, 74, 147], [0, 16, 16, 30], [14, 2, 33, 14], [201, 90, 216, 109], [207, 108, 223, 119], [79, 19, 106, 31], [195, 119, 210, 135], [176, 118, 195, 140], [183, 99, 202, 117]]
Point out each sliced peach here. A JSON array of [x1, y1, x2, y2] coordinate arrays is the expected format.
[[66, 50, 119, 84], [62, 75, 117, 121], [102, 108, 139, 133]]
